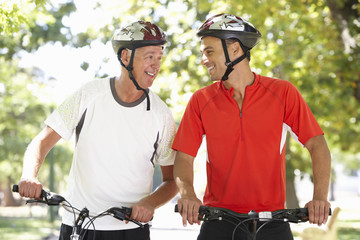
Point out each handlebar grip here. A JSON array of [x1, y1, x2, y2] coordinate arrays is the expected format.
[[174, 204, 206, 213], [12, 184, 19, 193], [300, 207, 332, 216], [300, 208, 332, 216], [12, 184, 48, 199]]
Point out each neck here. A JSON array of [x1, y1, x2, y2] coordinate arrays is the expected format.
[[223, 66, 254, 94], [114, 74, 145, 103]]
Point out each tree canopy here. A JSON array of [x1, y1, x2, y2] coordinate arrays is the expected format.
[[0, 0, 359, 205]]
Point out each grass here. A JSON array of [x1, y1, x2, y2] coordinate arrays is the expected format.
[[337, 207, 360, 240], [338, 227, 360, 240], [338, 219, 360, 240], [0, 217, 61, 240]]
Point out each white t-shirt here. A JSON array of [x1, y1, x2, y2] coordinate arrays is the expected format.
[[45, 78, 176, 230]]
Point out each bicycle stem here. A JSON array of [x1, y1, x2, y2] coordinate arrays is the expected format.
[[71, 207, 90, 238]]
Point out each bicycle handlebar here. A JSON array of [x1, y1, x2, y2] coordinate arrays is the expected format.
[[12, 184, 66, 206], [12, 184, 144, 228], [174, 204, 332, 223]]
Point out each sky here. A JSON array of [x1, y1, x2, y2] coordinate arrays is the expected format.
[[19, 0, 123, 104], [18, 0, 191, 104]]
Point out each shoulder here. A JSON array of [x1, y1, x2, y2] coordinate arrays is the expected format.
[[189, 82, 220, 105], [258, 75, 292, 88], [149, 91, 173, 116], [71, 78, 111, 104], [258, 75, 299, 97], [80, 78, 110, 93], [194, 82, 219, 96]]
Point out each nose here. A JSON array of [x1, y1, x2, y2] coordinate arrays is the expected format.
[[152, 58, 161, 70], [201, 53, 208, 66]]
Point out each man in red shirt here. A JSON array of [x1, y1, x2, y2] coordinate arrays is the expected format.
[[172, 13, 331, 240]]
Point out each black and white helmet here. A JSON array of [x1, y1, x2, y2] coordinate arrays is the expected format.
[[197, 13, 261, 49], [197, 14, 261, 81]]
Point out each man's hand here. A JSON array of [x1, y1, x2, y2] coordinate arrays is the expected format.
[[18, 178, 43, 199], [177, 196, 203, 227], [130, 200, 155, 223], [305, 199, 331, 226]]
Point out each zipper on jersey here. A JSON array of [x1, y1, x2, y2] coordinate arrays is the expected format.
[[240, 110, 244, 141]]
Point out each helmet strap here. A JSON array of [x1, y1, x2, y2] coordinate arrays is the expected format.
[[220, 39, 249, 81], [118, 49, 151, 111]]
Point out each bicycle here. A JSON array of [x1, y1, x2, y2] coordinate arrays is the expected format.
[[12, 184, 145, 240], [174, 204, 332, 240]]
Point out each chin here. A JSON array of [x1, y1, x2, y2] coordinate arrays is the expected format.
[[209, 76, 218, 81]]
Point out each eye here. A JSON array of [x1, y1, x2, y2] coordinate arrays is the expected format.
[[206, 50, 213, 56]]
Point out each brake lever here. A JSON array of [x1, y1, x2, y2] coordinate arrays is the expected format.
[[26, 199, 48, 204], [200, 207, 224, 221], [107, 207, 144, 228]]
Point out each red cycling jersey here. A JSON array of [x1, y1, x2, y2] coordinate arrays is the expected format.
[[172, 73, 323, 213]]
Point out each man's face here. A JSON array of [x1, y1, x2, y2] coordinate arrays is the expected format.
[[200, 36, 227, 81], [132, 45, 163, 89]]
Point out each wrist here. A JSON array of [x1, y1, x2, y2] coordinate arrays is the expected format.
[[20, 176, 39, 183]]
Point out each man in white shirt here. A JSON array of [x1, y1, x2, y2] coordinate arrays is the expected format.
[[17, 20, 178, 240]]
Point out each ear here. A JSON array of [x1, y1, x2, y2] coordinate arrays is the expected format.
[[120, 49, 131, 66], [231, 41, 243, 57]]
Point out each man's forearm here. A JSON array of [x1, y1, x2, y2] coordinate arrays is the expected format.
[[21, 138, 45, 179], [144, 179, 178, 209], [21, 126, 61, 180], [174, 151, 197, 198], [306, 135, 331, 200]]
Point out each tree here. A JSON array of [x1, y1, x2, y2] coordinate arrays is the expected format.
[[1, 0, 359, 207], [0, 0, 76, 205], [0, 59, 44, 205]]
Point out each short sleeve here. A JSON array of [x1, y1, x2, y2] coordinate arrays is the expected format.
[[44, 79, 105, 140], [283, 83, 324, 145], [155, 108, 176, 166], [45, 89, 82, 140], [172, 91, 205, 157]]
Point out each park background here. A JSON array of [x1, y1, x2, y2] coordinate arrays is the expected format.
[[0, 0, 359, 239]]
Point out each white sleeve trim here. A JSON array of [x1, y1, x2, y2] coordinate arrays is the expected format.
[[280, 123, 304, 154]]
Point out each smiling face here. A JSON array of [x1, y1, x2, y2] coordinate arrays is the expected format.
[[129, 45, 163, 89], [200, 36, 228, 81]]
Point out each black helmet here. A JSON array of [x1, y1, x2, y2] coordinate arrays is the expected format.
[[197, 14, 261, 81], [112, 21, 167, 111], [197, 13, 261, 49]]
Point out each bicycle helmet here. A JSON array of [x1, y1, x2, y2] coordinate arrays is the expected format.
[[197, 13, 261, 81], [112, 21, 167, 110], [112, 21, 166, 55]]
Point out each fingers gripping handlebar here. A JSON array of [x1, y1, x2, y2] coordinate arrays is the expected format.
[[12, 184, 144, 228], [174, 204, 332, 223], [12, 184, 65, 205]]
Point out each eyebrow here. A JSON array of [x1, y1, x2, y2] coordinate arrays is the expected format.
[[201, 46, 215, 52], [143, 51, 163, 56]]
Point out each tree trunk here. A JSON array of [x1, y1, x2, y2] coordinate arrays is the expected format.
[[2, 176, 22, 206], [285, 135, 300, 209], [286, 178, 300, 208]]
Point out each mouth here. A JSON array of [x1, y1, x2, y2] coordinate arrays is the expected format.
[[145, 71, 156, 77], [207, 66, 215, 73]]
